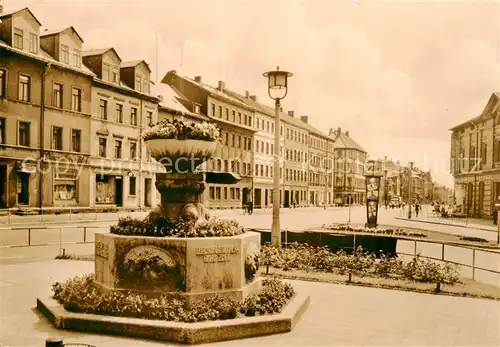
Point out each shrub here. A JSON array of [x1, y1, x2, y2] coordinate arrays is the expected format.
[[52, 275, 293, 322], [110, 214, 245, 238], [261, 244, 462, 286], [460, 236, 488, 243], [323, 224, 428, 238]]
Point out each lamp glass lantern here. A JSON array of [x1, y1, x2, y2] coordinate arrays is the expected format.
[[263, 66, 293, 100]]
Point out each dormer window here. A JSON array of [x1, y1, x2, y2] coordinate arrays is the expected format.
[[194, 105, 200, 113], [29, 33, 38, 53], [112, 71, 118, 83], [72, 48, 81, 67], [143, 79, 149, 94], [13, 28, 23, 49], [103, 63, 110, 81], [61, 45, 69, 64]]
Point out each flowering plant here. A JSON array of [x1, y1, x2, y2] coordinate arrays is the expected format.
[[142, 119, 221, 142]]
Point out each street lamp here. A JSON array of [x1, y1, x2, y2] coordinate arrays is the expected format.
[[408, 161, 414, 219], [384, 169, 388, 209], [263, 66, 293, 247]]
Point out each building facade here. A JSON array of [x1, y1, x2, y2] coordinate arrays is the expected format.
[[163, 72, 256, 209], [330, 127, 367, 205], [450, 92, 500, 218], [0, 8, 94, 212], [83, 50, 160, 211]]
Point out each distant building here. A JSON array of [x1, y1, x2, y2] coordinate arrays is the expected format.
[[329, 127, 367, 205], [450, 92, 500, 218]]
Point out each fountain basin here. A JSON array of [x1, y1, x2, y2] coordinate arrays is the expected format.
[[95, 232, 261, 303]]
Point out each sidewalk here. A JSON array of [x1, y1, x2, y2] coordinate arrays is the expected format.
[[394, 215, 498, 233], [1, 260, 498, 346]]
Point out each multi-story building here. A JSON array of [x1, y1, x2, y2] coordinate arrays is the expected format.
[[379, 157, 403, 205], [82, 50, 160, 211], [162, 72, 256, 209], [0, 8, 95, 212], [307, 126, 334, 206], [450, 92, 500, 218], [330, 127, 367, 205], [432, 183, 452, 204], [222, 90, 284, 208]]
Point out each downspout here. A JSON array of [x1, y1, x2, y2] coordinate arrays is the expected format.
[[39, 63, 48, 214]]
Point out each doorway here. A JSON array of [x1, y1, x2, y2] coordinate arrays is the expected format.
[[284, 190, 290, 208], [144, 178, 152, 207], [253, 188, 261, 208], [0, 166, 6, 208], [17, 172, 30, 205], [115, 176, 123, 207]]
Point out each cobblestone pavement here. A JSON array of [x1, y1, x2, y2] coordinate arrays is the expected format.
[[0, 260, 498, 347]]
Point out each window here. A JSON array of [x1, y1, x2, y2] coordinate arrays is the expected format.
[[61, 45, 69, 64], [13, 28, 23, 49], [210, 187, 215, 200], [129, 177, 137, 196], [143, 79, 149, 94], [18, 121, 30, 146], [53, 83, 62, 108], [114, 140, 122, 159], [71, 129, 81, 152], [103, 63, 110, 81], [52, 126, 63, 150], [0, 118, 5, 144], [29, 33, 38, 53], [72, 49, 81, 67], [130, 141, 137, 160], [135, 75, 142, 91], [225, 108, 229, 120], [18, 74, 30, 102], [238, 112, 242, 123], [219, 106, 223, 118], [0, 69, 5, 97], [115, 104, 123, 123], [71, 88, 81, 112], [130, 107, 138, 126], [211, 103, 216, 117], [99, 138, 107, 157], [232, 110, 236, 122], [194, 105, 200, 113], [146, 111, 153, 126], [112, 70, 118, 83], [99, 99, 107, 119]]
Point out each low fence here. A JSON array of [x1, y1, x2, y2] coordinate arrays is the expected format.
[[2, 226, 499, 286]]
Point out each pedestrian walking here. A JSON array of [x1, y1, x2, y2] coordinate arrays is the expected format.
[[415, 203, 420, 217], [493, 208, 498, 225]]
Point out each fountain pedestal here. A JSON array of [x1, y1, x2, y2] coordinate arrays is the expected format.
[[155, 172, 210, 222]]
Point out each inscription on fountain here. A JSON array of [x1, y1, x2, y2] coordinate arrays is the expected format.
[[96, 242, 109, 259], [195, 245, 239, 263]]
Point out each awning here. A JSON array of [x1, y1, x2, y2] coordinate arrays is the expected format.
[[204, 171, 242, 184]]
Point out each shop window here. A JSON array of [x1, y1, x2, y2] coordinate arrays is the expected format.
[[209, 187, 215, 200], [54, 169, 77, 203], [95, 175, 116, 203]]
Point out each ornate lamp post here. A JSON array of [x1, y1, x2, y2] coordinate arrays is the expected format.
[[365, 160, 383, 228], [263, 66, 293, 247]]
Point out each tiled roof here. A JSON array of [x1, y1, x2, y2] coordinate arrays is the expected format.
[[82, 48, 122, 62], [331, 131, 366, 153], [40, 26, 84, 43], [0, 7, 42, 26], [0, 39, 95, 77], [180, 75, 255, 111], [153, 84, 208, 120], [120, 60, 152, 72]]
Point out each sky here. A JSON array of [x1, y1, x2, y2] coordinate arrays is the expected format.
[[4, 0, 500, 187]]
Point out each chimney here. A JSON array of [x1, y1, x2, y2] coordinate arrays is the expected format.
[[337, 127, 341, 134], [345, 131, 349, 137], [194, 76, 202, 83], [288, 110, 294, 117], [329, 128, 334, 136], [245, 90, 250, 98], [218, 80, 225, 91], [250, 95, 257, 102], [301, 115, 308, 123]]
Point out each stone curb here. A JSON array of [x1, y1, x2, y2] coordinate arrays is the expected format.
[[394, 217, 497, 233], [36, 293, 310, 344]]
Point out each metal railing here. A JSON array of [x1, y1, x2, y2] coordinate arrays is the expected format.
[[3, 225, 500, 284]]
